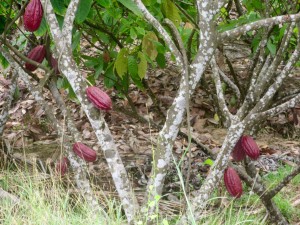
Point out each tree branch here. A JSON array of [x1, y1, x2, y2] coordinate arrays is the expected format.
[[221, 13, 300, 40], [41, 0, 139, 222]]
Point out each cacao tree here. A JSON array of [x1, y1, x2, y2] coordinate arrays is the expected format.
[[0, 0, 300, 224]]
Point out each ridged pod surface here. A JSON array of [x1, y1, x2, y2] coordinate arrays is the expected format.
[[23, 0, 43, 32], [241, 135, 260, 160], [73, 142, 97, 162], [86, 86, 112, 111], [224, 167, 243, 198], [25, 45, 46, 71], [55, 157, 68, 176], [231, 137, 246, 162]]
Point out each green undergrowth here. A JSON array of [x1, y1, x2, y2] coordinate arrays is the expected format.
[[264, 164, 300, 222], [0, 163, 298, 224]]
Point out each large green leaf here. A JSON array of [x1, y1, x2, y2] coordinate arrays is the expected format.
[[142, 32, 158, 61], [161, 0, 181, 27], [117, 0, 143, 17], [75, 0, 93, 24], [137, 52, 147, 79], [128, 56, 138, 77], [115, 48, 128, 78], [50, 0, 66, 15]]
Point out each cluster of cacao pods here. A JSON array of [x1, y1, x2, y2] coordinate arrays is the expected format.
[[23, 0, 43, 32], [55, 157, 68, 176], [86, 86, 112, 111], [224, 167, 243, 198], [231, 135, 260, 161], [73, 142, 97, 162]]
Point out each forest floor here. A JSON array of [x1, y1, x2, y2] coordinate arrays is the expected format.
[[0, 41, 300, 224]]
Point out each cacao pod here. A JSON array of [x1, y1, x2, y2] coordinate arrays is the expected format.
[[86, 86, 112, 111], [23, 0, 43, 32], [25, 45, 46, 71], [55, 157, 68, 176], [224, 167, 243, 198], [241, 135, 260, 160], [50, 55, 60, 75], [73, 142, 97, 162], [231, 137, 246, 162]]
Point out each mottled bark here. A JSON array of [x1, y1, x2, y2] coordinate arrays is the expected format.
[[184, 121, 245, 222], [135, 0, 218, 220], [221, 12, 300, 40], [41, 0, 139, 222], [0, 70, 17, 136], [0, 45, 102, 213]]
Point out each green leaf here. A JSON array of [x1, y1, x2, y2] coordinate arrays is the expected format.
[[203, 159, 214, 166], [71, 31, 81, 51], [0, 52, 9, 69], [142, 32, 158, 60], [96, 0, 111, 7], [34, 17, 48, 36], [161, 0, 181, 27], [104, 63, 116, 88], [56, 15, 65, 29], [137, 52, 147, 79], [156, 53, 166, 68], [128, 56, 138, 77], [117, 0, 143, 17], [50, 0, 66, 15], [94, 60, 104, 79], [267, 39, 276, 56], [75, 0, 93, 24], [0, 15, 6, 34], [130, 28, 137, 40], [115, 48, 128, 78]]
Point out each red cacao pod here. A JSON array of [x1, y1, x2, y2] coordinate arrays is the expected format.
[[23, 0, 43, 32], [224, 167, 243, 198], [86, 86, 112, 111], [50, 55, 60, 75], [241, 135, 260, 160], [25, 45, 46, 71], [231, 137, 246, 162], [73, 142, 97, 162], [55, 157, 68, 176]]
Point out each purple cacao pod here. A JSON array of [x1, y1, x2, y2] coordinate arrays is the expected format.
[[73, 142, 97, 162], [86, 86, 112, 111], [231, 137, 246, 162], [55, 157, 68, 176], [224, 167, 243, 198], [241, 135, 260, 160], [25, 45, 46, 71], [23, 0, 43, 32]]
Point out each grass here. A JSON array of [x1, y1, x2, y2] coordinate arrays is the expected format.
[[0, 169, 125, 225], [0, 162, 298, 224], [263, 164, 300, 222]]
